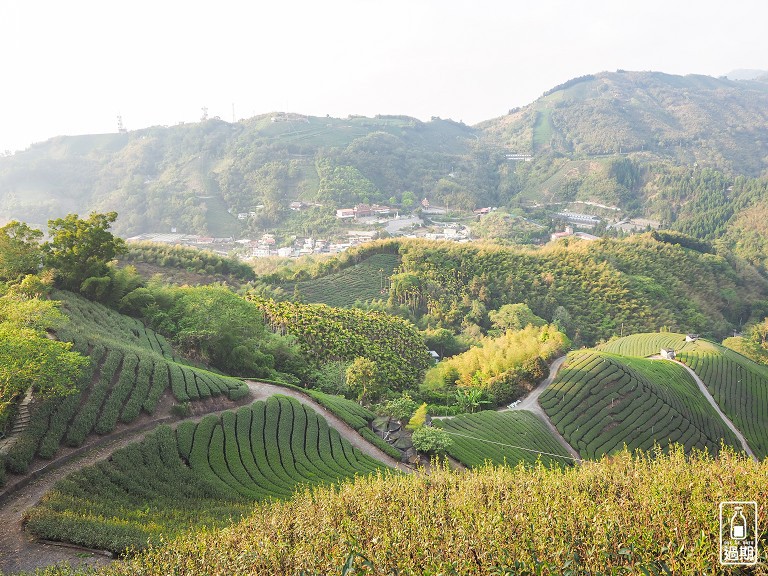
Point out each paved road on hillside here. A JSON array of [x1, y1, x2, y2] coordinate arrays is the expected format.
[[506, 356, 582, 462], [0, 382, 407, 574], [666, 359, 757, 460]]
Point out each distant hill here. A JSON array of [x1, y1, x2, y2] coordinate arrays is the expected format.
[[725, 69, 768, 81], [0, 114, 493, 237], [3, 70, 768, 256], [480, 71, 768, 178]]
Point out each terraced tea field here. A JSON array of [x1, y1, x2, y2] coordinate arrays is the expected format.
[[433, 410, 574, 467], [539, 351, 741, 459], [678, 345, 768, 458], [24, 395, 390, 553], [3, 292, 249, 474], [304, 388, 376, 430], [600, 333, 768, 459], [292, 253, 400, 307], [597, 332, 695, 357]]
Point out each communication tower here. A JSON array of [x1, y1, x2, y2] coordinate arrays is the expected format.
[[117, 115, 127, 133]]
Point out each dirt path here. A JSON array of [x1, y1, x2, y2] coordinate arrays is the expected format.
[[0, 383, 407, 574], [244, 381, 409, 472], [506, 356, 582, 462], [666, 359, 757, 460]]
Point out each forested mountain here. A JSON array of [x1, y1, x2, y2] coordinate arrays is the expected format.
[[0, 115, 497, 236], [480, 70, 768, 176], [3, 70, 768, 262]]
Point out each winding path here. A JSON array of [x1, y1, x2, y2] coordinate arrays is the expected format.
[[506, 356, 581, 462], [667, 359, 757, 461], [0, 382, 407, 574]]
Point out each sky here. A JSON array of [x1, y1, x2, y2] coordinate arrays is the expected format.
[[1, 0, 766, 153]]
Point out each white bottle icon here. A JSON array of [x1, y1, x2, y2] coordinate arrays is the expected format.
[[731, 506, 747, 540]]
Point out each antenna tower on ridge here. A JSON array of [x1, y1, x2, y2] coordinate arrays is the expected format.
[[201, 107, 208, 122], [117, 115, 127, 133]]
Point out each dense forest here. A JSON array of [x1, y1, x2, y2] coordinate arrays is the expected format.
[[377, 236, 768, 345]]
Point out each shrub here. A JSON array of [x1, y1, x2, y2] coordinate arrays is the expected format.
[[227, 385, 251, 401], [411, 426, 452, 455], [171, 402, 191, 418], [380, 393, 418, 424]]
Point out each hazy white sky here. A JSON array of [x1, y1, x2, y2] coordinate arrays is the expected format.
[[1, 0, 766, 153]]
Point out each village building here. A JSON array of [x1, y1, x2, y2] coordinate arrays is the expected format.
[[551, 226, 574, 241], [660, 348, 676, 360]]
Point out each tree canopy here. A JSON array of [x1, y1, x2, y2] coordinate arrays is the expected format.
[[0, 221, 43, 282], [0, 295, 87, 430], [43, 212, 125, 292]]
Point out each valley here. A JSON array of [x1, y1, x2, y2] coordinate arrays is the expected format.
[[2, 68, 768, 573]]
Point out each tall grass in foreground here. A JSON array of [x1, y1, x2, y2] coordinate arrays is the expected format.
[[37, 446, 764, 575]]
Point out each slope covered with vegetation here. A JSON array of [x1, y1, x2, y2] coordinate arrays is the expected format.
[[539, 351, 741, 459], [24, 395, 390, 553], [0, 115, 495, 237], [251, 297, 432, 393], [422, 324, 568, 406], [601, 332, 768, 458], [382, 235, 768, 346], [1, 291, 249, 477], [290, 252, 400, 307], [4, 71, 768, 274], [121, 241, 257, 284], [32, 448, 767, 574], [481, 71, 768, 176], [433, 410, 573, 467]]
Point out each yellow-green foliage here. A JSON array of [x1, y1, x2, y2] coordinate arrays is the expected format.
[[0, 295, 86, 429], [388, 235, 768, 346], [424, 324, 568, 391], [722, 335, 768, 365], [406, 402, 427, 431], [91, 447, 767, 575]]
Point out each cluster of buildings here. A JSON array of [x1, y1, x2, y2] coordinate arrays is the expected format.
[[248, 230, 380, 259], [550, 226, 599, 242], [422, 224, 471, 242], [335, 204, 394, 219], [554, 211, 602, 227]]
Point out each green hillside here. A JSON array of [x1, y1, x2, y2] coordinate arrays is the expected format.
[[2, 292, 249, 476], [433, 410, 573, 467], [4, 71, 768, 272], [602, 332, 768, 458], [598, 332, 694, 357], [5, 72, 768, 275], [39, 449, 768, 574], [0, 115, 490, 237], [24, 395, 390, 553], [383, 235, 768, 346], [291, 252, 400, 307], [481, 71, 768, 176], [539, 351, 741, 459], [251, 297, 432, 392]]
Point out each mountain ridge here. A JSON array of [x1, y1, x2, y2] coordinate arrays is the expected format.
[[2, 69, 768, 247]]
